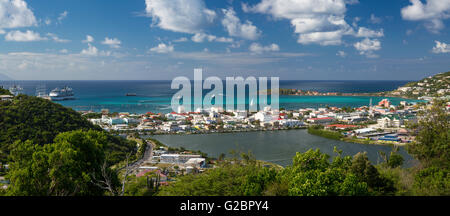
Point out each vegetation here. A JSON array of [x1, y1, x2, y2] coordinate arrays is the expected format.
[[6, 130, 120, 196], [307, 125, 344, 140], [406, 100, 450, 195], [0, 87, 11, 95], [156, 149, 395, 196], [82, 112, 103, 119], [157, 154, 278, 196], [0, 95, 136, 164]]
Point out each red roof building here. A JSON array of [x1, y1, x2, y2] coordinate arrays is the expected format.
[[325, 124, 358, 130]]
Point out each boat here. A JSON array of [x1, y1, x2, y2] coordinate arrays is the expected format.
[[35, 84, 51, 100], [126, 93, 137, 96], [49, 86, 75, 101], [9, 85, 23, 96]]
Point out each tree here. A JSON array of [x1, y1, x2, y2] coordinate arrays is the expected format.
[[407, 100, 450, 195], [0, 94, 137, 165], [157, 154, 278, 196], [387, 152, 404, 168], [280, 149, 395, 196], [6, 130, 119, 196], [408, 100, 449, 168]]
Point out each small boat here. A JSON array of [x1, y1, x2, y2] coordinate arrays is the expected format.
[[126, 93, 137, 96]]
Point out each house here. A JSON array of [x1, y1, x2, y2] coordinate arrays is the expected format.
[[278, 119, 304, 127], [185, 158, 206, 168], [378, 99, 391, 108], [377, 116, 402, 128], [354, 128, 376, 135], [0, 95, 13, 101], [160, 154, 203, 164], [325, 124, 358, 130], [306, 117, 334, 124]]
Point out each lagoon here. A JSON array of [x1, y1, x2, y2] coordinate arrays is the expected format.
[[151, 130, 416, 167]]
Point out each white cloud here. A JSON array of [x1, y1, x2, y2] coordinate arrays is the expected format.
[[59, 49, 69, 54], [0, 0, 37, 29], [336, 50, 347, 57], [81, 43, 99, 56], [221, 8, 261, 40], [173, 37, 188, 42], [354, 38, 381, 58], [57, 10, 68, 23], [369, 14, 382, 24], [44, 18, 51, 25], [432, 40, 450, 53], [344, 0, 359, 5], [401, 0, 450, 33], [47, 33, 70, 43], [297, 30, 347, 46], [249, 43, 280, 53], [144, 0, 216, 34], [355, 27, 384, 38], [0, 52, 139, 80], [101, 37, 121, 48], [244, 0, 373, 46], [149, 43, 174, 53], [5, 30, 47, 42], [82, 35, 94, 43], [191, 33, 233, 43]]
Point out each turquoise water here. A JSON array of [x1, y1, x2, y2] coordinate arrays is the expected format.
[[0, 80, 422, 114], [151, 130, 416, 167]]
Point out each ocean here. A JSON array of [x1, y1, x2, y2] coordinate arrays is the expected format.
[[0, 80, 420, 114]]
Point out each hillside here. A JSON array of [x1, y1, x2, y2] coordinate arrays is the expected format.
[[0, 88, 11, 95], [388, 71, 450, 99], [0, 93, 136, 164]]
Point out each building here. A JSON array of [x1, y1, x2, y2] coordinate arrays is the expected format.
[[378, 99, 391, 108], [278, 119, 304, 127], [306, 117, 334, 124], [377, 116, 402, 128], [160, 154, 203, 164], [185, 158, 206, 168], [325, 124, 358, 130], [354, 128, 376, 135], [0, 95, 13, 101]]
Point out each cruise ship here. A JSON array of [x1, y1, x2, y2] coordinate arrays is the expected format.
[[49, 86, 75, 101], [9, 85, 23, 96]]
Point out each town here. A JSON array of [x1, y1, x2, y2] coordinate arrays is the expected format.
[[84, 98, 447, 146]]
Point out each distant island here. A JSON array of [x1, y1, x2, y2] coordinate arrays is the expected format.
[[278, 71, 450, 101], [0, 73, 12, 81]]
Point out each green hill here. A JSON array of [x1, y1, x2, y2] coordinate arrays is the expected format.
[[0, 93, 136, 164], [0, 88, 11, 95], [389, 71, 450, 99]]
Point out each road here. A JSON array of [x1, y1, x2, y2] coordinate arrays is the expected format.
[[122, 139, 154, 173]]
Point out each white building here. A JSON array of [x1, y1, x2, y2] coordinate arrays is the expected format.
[[160, 154, 203, 164]]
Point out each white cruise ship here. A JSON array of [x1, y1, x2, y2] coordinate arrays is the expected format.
[[49, 86, 75, 101]]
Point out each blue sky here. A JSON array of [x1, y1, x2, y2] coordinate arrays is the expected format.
[[0, 0, 449, 80]]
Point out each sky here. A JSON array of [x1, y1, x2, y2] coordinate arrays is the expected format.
[[0, 0, 449, 80]]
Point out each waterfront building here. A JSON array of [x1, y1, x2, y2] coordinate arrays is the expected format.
[[185, 158, 206, 168], [306, 117, 334, 124], [160, 154, 203, 164], [325, 124, 358, 130], [378, 99, 391, 108]]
